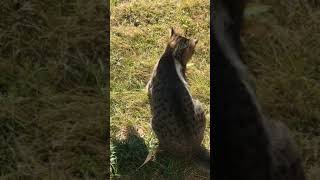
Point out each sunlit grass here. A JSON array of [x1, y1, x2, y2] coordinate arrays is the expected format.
[[110, 0, 210, 179]]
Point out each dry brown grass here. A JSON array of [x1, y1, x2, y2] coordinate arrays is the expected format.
[[0, 0, 108, 179]]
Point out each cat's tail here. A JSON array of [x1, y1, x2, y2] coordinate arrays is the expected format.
[[192, 146, 211, 173]]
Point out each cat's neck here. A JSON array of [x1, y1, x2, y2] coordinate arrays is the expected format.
[[161, 46, 188, 82], [174, 59, 188, 86]]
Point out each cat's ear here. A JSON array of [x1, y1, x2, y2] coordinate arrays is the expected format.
[[170, 27, 176, 37], [190, 38, 198, 48]]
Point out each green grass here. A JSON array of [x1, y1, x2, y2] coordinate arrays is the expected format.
[[110, 0, 320, 179], [0, 0, 108, 179], [110, 0, 210, 179], [1, 0, 319, 179]]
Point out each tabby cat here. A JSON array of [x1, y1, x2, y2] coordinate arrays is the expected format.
[[146, 28, 210, 172]]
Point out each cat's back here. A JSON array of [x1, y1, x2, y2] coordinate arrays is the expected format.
[[149, 55, 197, 154], [149, 54, 184, 106]]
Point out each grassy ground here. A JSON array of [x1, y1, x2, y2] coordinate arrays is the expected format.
[[111, 0, 320, 179], [243, 1, 320, 179], [1, 0, 318, 179], [0, 1, 108, 179], [110, 0, 210, 179]]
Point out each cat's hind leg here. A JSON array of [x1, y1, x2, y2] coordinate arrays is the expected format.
[[193, 99, 206, 143]]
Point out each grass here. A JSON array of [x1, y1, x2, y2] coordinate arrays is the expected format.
[[0, 0, 108, 179], [110, 0, 320, 179], [110, 0, 210, 179], [243, 1, 320, 179], [0, 0, 318, 179]]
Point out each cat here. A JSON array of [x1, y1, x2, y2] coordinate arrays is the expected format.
[[212, 0, 305, 179], [146, 28, 210, 172]]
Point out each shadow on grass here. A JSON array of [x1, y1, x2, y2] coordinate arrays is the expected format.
[[110, 126, 149, 178], [110, 125, 209, 180]]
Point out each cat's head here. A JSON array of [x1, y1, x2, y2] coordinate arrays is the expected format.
[[167, 27, 198, 66]]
